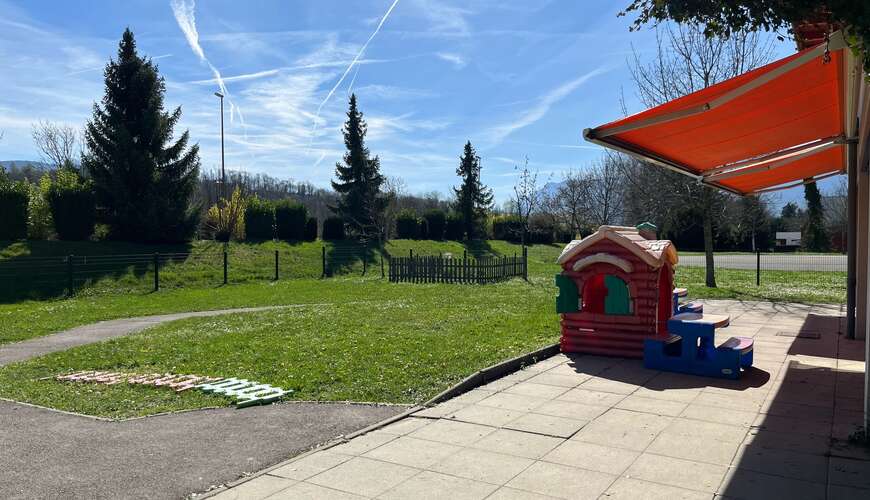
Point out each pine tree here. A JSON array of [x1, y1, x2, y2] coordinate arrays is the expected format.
[[82, 28, 200, 243], [331, 94, 385, 239], [802, 181, 829, 251], [453, 141, 493, 239]]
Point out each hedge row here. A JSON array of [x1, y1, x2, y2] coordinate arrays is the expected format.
[[242, 197, 318, 241], [0, 181, 29, 240]]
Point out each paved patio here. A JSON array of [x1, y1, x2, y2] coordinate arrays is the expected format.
[[212, 300, 868, 500]]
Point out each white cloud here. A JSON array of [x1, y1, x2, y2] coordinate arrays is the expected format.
[[435, 52, 467, 69], [410, 0, 472, 35], [485, 66, 611, 144]]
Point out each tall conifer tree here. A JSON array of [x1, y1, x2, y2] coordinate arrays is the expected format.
[[453, 141, 493, 239], [803, 181, 829, 251], [331, 94, 385, 239], [82, 28, 200, 242]]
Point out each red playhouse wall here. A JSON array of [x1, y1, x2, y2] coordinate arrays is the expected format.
[[558, 238, 673, 358]]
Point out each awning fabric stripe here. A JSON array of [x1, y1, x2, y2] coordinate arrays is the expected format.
[[584, 32, 853, 195]]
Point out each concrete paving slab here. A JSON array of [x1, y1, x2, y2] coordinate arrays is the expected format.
[[829, 457, 870, 490], [379, 470, 499, 500], [532, 399, 609, 421], [718, 468, 827, 500], [268, 481, 365, 499], [542, 440, 639, 475], [269, 451, 352, 481], [646, 432, 742, 466], [210, 474, 296, 499], [446, 403, 526, 427], [571, 408, 673, 451], [626, 453, 727, 493], [505, 461, 617, 500], [503, 412, 587, 438], [602, 477, 711, 500], [306, 456, 418, 497], [733, 445, 828, 484], [429, 447, 534, 485], [615, 394, 688, 416], [556, 387, 627, 406], [408, 419, 494, 446], [472, 428, 563, 459], [362, 436, 461, 469]]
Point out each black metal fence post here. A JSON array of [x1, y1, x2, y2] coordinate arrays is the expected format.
[[523, 246, 528, 281], [321, 246, 326, 278], [756, 249, 761, 286], [153, 253, 159, 292], [380, 253, 384, 278], [223, 251, 228, 285], [363, 243, 368, 276], [67, 254, 74, 296], [274, 250, 279, 281]]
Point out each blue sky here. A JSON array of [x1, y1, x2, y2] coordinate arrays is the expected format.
[[0, 0, 803, 203]]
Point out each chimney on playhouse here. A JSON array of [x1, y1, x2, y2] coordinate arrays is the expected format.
[[636, 222, 657, 240]]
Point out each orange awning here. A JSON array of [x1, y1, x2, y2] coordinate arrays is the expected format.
[[584, 31, 862, 195]]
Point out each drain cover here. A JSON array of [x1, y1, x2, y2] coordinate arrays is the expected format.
[[776, 331, 821, 339]]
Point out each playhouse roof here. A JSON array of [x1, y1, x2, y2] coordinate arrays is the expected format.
[[556, 226, 678, 269]]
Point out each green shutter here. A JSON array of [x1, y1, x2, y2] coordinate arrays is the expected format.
[[604, 275, 631, 315], [555, 274, 579, 313]]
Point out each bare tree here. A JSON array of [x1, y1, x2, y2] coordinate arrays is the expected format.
[[512, 157, 541, 245], [584, 155, 627, 227], [627, 24, 773, 287], [547, 169, 589, 238], [32, 120, 79, 169]]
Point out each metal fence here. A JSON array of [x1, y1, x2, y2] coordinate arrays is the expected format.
[[388, 249, 527, 284], [0, 244, 377, 302], [678, 251, 846, 296]]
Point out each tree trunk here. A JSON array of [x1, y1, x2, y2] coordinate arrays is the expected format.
[[703, 210, 717, 288]]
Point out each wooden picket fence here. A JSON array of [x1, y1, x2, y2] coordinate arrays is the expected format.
[[388, 248, 527, 284]]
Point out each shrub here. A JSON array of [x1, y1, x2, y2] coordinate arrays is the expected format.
[[207, 186, 246, 241], [274, 199, 307, 240], [27, 175, 53, 239], [395, 209, 419, 239], [422, 209, 446, 240], [444, 212, 464, 240], [305, 217, 318, 241], [491, 215, 524, 242], [244, 196, 274, 240], [47, 169, 96, 241], [322, 216, 345, 240], [0, 178, 29, 240]]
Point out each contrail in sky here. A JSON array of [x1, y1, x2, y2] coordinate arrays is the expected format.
[[170, 0, 247, 131], [309, 0, 400, 154]]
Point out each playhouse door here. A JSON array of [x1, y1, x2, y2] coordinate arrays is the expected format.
[[657, 267, 673, 335]]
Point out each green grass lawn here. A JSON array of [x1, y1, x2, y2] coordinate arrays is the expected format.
[[0, 237, 845, 419], [0, 279, 557, 418]]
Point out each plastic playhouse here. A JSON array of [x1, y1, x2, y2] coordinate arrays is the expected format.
[[555, 224, 754, 379]]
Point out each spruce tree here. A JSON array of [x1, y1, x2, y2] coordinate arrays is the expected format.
[[331, 94, 385, 239], [802, 181, 829, 251], [82, 28, 200, 243], [453, 141, 493, 239]]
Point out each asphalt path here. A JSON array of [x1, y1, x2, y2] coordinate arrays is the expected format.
[[0, 399, 404, 499], [0, 307, 405, 499]]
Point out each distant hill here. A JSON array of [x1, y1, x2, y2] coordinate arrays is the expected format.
[[0, 160, 53, 183]]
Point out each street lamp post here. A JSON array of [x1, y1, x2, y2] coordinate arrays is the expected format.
[[214, 92, 225, 237], [214, 92, 226, 202]]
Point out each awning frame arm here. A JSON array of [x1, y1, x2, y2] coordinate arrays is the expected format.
[[751, 171, 843, 194], [589, 31, 848, 139], [705, 139, 845, 182]]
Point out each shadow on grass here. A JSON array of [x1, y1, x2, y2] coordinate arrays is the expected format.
[[0, 240, 193, 303], [323, 240, 379, 277]]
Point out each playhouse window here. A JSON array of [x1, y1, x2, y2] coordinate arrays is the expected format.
[[582, 274, 633, 315]]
